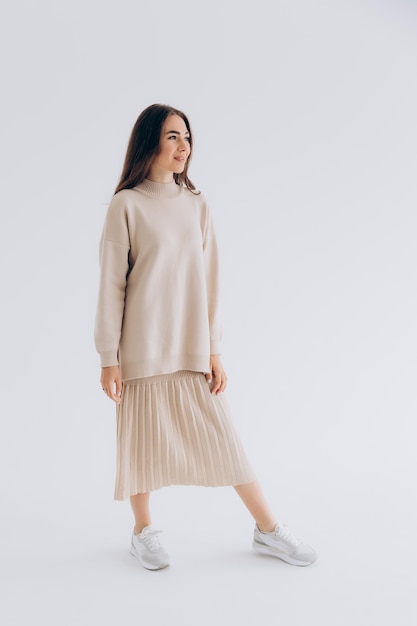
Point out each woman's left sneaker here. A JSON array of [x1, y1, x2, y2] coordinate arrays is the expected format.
[[130, 525, 170, 570], [253, 521, 317, 566]]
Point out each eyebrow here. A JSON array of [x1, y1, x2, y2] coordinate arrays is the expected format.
[[164, 130, 190, 136]]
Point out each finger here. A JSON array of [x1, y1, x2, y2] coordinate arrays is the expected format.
[[213, 370, 227, 394], [101, 377, 121, 404], [218, 374, 227, 393], [109, 383, 121, 404], [214, 377, 225, 394], [211, 372, 222, 394]]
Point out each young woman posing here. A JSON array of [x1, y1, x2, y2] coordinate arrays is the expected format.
[[94, 103, 317, 570]]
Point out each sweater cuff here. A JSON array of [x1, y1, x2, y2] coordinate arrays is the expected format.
[[210, 340, 222, 355], [99, 350, 119, 368]]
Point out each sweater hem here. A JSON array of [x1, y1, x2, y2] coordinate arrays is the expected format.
[[120, 355, 212, 381]]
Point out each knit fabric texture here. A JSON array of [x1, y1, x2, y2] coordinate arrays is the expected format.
[[94, 178, 222, 380]]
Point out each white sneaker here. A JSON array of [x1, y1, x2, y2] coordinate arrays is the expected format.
[[253, 521, 317, 566], [130, 525, 170, 570]]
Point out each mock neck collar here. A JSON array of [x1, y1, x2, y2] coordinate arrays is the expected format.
[[135, 178, 183, 198]]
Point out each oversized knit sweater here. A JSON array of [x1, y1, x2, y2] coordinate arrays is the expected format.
[[94, 178, 222, 380]]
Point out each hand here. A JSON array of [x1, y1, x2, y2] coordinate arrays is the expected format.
[[205, 354, 227, 394], [100, 366, 122, 404]]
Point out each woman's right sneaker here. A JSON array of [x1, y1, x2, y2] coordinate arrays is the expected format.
[[130, 525, 170, 570], [253, 521, 317, 566]]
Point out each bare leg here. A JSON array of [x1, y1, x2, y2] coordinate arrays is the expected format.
[[130, 493, 152, 534], [234, 481, 277, 532]]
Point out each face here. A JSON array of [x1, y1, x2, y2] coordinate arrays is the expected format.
[[149, 114, 191, 181]]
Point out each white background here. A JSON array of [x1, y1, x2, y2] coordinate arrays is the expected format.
[[0, 0, 416, 624]]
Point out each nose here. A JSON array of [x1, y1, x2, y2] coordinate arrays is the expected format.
[[178, 139, 189, 152]]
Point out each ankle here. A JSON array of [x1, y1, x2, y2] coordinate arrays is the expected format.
[[134, 523, 151, 535], [256, 522, 277, 533]]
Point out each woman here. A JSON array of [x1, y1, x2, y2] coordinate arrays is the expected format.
[[94, 103, 317, 570]]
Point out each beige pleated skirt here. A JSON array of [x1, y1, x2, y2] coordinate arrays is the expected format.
[[114, 369, 256, 499]]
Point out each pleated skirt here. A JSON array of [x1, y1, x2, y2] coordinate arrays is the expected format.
[[114, 369, 257, 499]]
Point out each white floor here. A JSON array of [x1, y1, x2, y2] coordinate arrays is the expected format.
[[2, 442, 416, 626]]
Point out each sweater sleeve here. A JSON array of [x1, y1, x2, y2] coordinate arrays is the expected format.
[[202, 203, 222, 355], [94, 195, 130, 367]]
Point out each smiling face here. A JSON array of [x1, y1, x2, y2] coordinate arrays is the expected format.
[[148, 114, 191, 182]]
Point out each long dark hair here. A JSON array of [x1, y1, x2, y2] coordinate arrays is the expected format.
[[114, 103, 199, 195]]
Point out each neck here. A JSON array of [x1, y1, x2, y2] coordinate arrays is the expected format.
[[146, 167, 175, 184]]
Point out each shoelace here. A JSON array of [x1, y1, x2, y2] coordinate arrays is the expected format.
[[141, 529, 163, 552], [274, 523, 301, 547]]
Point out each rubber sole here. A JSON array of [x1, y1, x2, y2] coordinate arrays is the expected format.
[[129, 546, 170, 570], [252, 540, 315, 567]]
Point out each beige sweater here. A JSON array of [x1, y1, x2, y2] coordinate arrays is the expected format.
[[94, 178, 222, 380]]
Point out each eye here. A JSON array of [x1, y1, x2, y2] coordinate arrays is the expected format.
[[185, 136, 191, 142]]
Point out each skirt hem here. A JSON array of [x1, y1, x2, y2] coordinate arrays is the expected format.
[[114, 476, 257, 500]]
